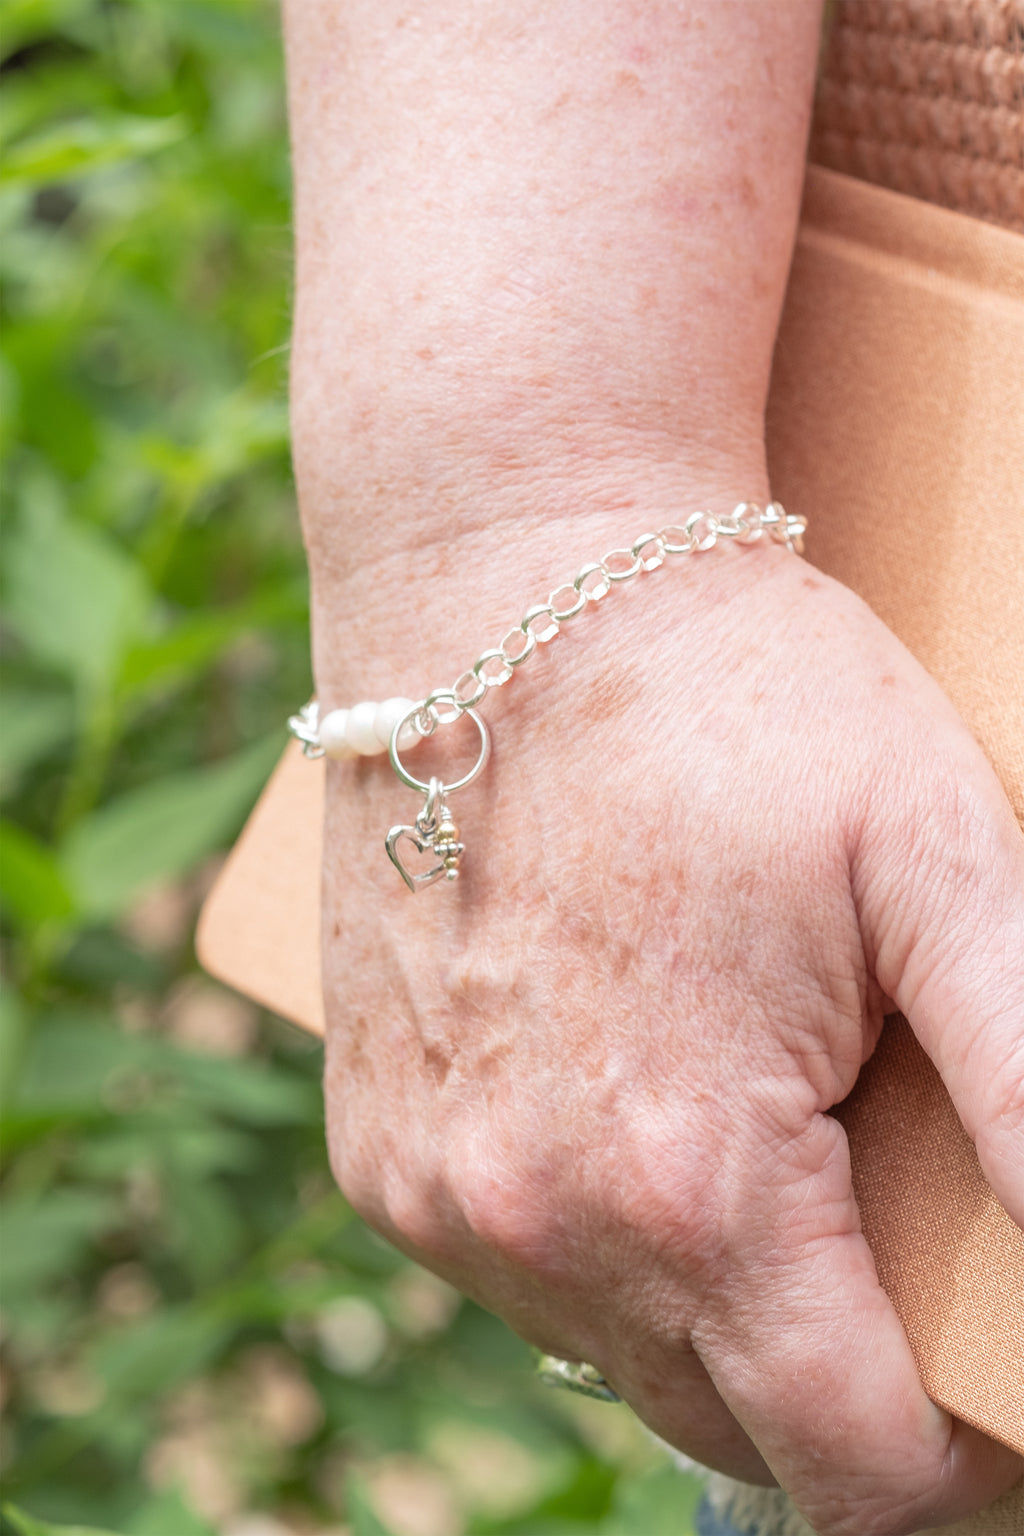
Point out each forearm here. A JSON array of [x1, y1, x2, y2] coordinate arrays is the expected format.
[[284, 0, 823, 584]]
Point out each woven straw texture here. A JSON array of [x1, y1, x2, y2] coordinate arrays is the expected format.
[[812, 0, 1024, 230]]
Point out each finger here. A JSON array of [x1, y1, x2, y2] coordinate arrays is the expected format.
[[597, 1337, 774, 1486], [857, 760, 1024, 1227], [693, 1112, 1023, 1536]]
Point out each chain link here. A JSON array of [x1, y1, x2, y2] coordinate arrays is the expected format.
[[288, 502, 806, 760], [288, 500, 806, 888], [432, 502, 804, 720]]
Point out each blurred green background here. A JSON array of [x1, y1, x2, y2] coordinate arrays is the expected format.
[[0, 2, 701, 1532]]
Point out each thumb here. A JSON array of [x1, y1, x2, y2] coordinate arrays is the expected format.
[[858, 757, 1024, 1228]]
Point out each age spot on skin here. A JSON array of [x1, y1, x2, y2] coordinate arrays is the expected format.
[[730, 866, 758, 900], [739, 172, 759, 210], [585, 666, 637, 727], [343, 1013, 369, 1071], [422, 1039, 454, 1085]]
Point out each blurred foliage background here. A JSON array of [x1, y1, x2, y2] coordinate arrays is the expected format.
[[0, 2, 702, 1532]]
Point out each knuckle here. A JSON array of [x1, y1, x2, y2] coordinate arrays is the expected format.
[[326, 1128, 383, 1228], [586, 1108, 728, 1294], [452, 1144, 555, 1271], [446, 1103, 729, 1306], [327, 1116, 448, 1256], [623, 1138, 723, 1275], [379, 1174, 449, 1257]]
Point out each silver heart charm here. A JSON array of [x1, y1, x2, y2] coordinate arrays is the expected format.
[[385, 824, 447, 892], [382, 716, 486, 892]]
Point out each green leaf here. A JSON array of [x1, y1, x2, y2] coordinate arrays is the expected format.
[[60, 735, 281, 919], [89, 1308, 227, 1402], [190, 391, 290, 486], [0, 1189, 121, 1300], [0, 351, 21, 459], [78, 1121, 256, 1182], [0, 1013, 147, 1155], [158, 1169, 246, 1282], [0, 819, 76, 927], [120, 611, 255, 697], [5, 1011, 315, 1146], [0, 987, 29, 1111], [1, 116, 188, 189], [346, 1476, 403, 1536], [0, 1, 98, 65], [0, 689, 74, 799], [168, 1051, 318, 1127], [3, 472, 152, 695], [57, 927, 166, 994], [6, 1012, 148, 1115], [118, 588, 296, 701], [2, 1503, 126, 1536], [3, 320, 98, 475], [124, 1489, 216, 1536]]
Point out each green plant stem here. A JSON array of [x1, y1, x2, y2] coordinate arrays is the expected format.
[[54, 689, 119, 841]]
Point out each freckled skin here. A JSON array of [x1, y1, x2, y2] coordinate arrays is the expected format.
[[285, 4, 1024, 1532]]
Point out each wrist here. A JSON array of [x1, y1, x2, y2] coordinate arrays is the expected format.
[[300, 495, 814, 898], [304, 477, 803, 717], [291, 335, 773, 571]]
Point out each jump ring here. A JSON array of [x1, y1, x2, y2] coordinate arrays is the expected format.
[[389, 704, 491, 795]]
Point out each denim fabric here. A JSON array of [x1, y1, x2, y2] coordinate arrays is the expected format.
[[695, 1495, 753, 1536]]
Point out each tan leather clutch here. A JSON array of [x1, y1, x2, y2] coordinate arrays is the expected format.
[[197, 167, 1024, 1458]]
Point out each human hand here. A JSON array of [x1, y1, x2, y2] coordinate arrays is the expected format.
[[314, 520, 1024, 1536]]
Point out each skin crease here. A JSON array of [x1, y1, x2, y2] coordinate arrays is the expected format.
[[282, 3, 1024, 1533]]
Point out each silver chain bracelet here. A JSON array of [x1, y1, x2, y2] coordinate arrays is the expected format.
[[288, 502, 806, 891]]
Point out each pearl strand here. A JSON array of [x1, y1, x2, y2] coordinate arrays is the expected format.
[[317, 698, 422, 760]]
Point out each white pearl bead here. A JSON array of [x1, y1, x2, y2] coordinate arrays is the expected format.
[[319, 709, 357, 759], [345, 700, 384, 756], [374, 697, 417, 750]]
